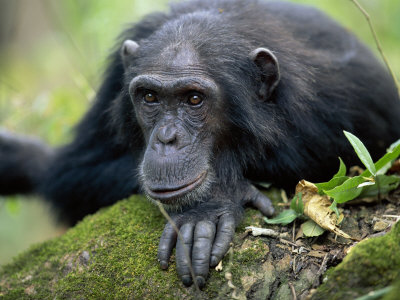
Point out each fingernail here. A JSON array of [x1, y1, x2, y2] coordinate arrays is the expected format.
[[196, 276, 205, 288], [160, 260, 168, 270], [182, 275, 192, 286], [210, 255, 218, 267]]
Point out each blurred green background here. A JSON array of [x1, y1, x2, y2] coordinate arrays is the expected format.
[[0, 0, 399, 265]]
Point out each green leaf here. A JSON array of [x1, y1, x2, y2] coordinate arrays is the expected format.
[[315, 158, 348, 194], [329, 200, 340, 217], [354, 286, 393, 300], [324, 176, 366, 203], [358, 175, 400, 198], [361, 142, 400, 177], [344, 131, 376, 176], [333, 157, 347, 178], [301, 220, 325, 237], [315, 176, 349, 194], [389, 139, 400, 151], [290, 193, 303, 215], [264, 209, 298, 225]]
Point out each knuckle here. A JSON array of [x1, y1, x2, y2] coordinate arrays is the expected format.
[[220, 221, 235, 232], [195, 223, 216, 239], [192, 259, 209, 272]]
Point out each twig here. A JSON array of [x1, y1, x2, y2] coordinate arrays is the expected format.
[[224, 245, 243, 300], [292, 220, 296, 253], [289, 282, 297, 300], [155, 201, 200, 292], [382, 215, 400, 221], [313, 253, 329, 288], [350, 0, 400, 97], [279, 238, 311, 251], [292, 256, 297, 274], [246, 226, 281, 238], [281, 189, 289, 203]]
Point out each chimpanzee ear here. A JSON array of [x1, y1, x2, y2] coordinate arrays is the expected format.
[[120, 40, 140, 69], [250, 48, 280, 101]]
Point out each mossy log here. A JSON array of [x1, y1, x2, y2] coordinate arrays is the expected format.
[[0, 196, 399, 299]]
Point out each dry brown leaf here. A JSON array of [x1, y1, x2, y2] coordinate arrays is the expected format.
[[295, 180, 357, 240], [295, 227, 303, 240], [307, 250, 327, 258], [311, 244, 325, 251]]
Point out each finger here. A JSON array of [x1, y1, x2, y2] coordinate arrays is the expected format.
[[157, 222, 177, 270], [176, 223, 195, 286], [251, 193, 274, 216], [245, 185, 274, 216], [210, 214, 236, 267], [192, 220, 216, 288]]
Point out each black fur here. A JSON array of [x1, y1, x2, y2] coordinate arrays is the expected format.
[[0, 130, 53, 195], [1, 0, 400, 287]]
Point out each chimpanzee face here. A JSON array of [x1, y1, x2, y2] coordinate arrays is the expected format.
[[125, 42, 222, 207]]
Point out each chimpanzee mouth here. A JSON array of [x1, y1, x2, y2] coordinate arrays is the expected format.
[[146, 171, 207, 203]]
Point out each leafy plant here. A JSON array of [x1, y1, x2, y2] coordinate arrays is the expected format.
[[317, 131, 400, 204], [264, 131, 400, 237], [264, 193, 303, 225]]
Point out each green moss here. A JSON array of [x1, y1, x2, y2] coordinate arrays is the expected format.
[[0, 196, 187, 299], [0, 196, 270, 299], [235, 240, 266, 264], [383, 277, 400, 300], [312, 223, 400, 300]]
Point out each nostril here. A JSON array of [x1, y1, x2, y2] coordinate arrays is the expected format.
[[157, 125, 177, 145]]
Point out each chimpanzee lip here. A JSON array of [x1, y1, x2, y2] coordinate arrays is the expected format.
[[146, 171, 207, 203]]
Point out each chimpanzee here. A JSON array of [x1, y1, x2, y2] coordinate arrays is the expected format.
[[1, 0, 400, 288]]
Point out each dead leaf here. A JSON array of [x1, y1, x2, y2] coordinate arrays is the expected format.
[[295, 180, 357, 240], [311, 244, 325, 251], [295, 227, 304, 240], [308, 250, 327, 258], [281, 189, 289, 203]]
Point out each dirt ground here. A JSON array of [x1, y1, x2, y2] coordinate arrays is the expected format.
[[230, 171, 400, 299]]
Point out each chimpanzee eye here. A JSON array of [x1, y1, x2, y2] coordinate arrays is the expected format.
[[144, 93, 158, 103], [188, 94, 203, 106]]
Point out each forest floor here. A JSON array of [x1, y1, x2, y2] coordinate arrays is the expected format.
[[235, 183, 400, 299], [0, 165, 399, 299]]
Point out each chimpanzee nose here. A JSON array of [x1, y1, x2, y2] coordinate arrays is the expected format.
[[157, 124, 177, 145]]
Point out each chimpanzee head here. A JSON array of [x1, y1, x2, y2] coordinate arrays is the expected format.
[[119, 21, 280, 209]]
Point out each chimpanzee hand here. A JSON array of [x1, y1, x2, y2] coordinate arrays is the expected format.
[[157, 181, 274, 288]]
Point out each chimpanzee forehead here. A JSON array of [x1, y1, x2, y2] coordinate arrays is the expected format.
[[129, 73, 219, 96], [137, 42, 207, 75], [160, 43, 200, 67]]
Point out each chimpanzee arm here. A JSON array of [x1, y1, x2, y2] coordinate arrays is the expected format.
[[39, 142, 142, 224], [0, 130, 54, 195]]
